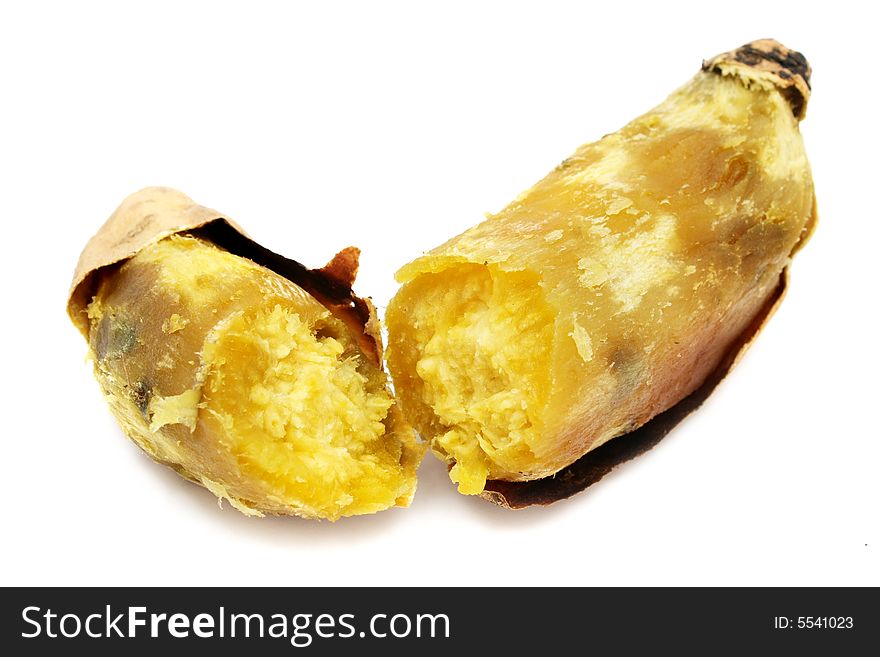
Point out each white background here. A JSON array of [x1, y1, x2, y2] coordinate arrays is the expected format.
[[1, 1, 876, 586]]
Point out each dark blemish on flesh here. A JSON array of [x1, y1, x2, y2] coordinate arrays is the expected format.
[[94, 314, 137, 361], [556, 158, 575, 172], [600, 345, 647, 407], [130, 380, 152, 417]]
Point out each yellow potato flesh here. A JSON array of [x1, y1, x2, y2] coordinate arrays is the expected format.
[[88, 235, 420, 519]]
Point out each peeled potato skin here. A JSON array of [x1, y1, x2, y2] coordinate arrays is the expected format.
[[87, 235, 421, 520], [386, 41, 816, 492]]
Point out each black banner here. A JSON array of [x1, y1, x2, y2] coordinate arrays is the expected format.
[[1, 587, 875, 654]]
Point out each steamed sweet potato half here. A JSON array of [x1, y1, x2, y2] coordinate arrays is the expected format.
[[386, 39, 816, 499], [69, 189, 421, 520]]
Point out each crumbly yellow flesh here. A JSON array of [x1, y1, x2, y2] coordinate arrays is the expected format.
[[88, 236, 419, 519], [388, 265, 553, 493], [201, 306, 399, 514]]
